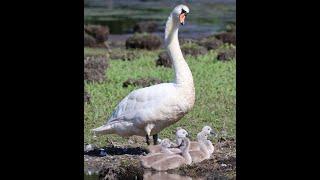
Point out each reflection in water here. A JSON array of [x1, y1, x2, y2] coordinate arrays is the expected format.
[[143, 171, 203, 180], [84, 171, 207, 180], [84, 174, 99, 180]]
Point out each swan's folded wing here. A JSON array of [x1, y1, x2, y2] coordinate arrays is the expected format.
[[106, 83, 183, 124]]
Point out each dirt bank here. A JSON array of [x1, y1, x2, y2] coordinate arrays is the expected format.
[[84, 138, 236, 179]]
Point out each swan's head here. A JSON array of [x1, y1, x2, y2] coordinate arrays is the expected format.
[[176, 128, 189, 138], [171, 4, 190, 26], [202, 126, 216, 136], [197, 131, 208, 141]]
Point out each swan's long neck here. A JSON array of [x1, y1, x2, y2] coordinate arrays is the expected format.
[[197, 132, 211, 157], [181, 138, 192, 164], [165, 14, 194, 89]]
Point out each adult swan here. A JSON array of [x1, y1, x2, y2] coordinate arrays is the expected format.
[[92, 5, 195, 145]]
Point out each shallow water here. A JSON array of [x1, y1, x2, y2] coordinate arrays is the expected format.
[[84, 0, 236, 37], [84, 171, 229, 180], [84, 174, 100, 180]]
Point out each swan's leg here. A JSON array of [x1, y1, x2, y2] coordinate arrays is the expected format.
[[153, 134, 158, 145], [146, 135, 150, 145], [144, 123, 154, 145]]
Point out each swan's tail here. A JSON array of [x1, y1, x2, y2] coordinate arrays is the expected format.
[[91, 124, 113, 136]]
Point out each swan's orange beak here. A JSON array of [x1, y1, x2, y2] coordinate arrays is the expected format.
[[179, 13, 186, 25]]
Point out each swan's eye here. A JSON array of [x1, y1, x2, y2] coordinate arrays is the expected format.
[[181, 9, 188, 16]]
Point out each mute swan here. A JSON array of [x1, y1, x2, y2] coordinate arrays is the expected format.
[[92, 4, 194, 145], [148, 127, 185, 153], [149, 137, 192, 171], [189, 126, 216, 152], [140, 128, 188, 168]]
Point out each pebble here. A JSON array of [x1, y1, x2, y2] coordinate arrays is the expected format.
[[85, 144, 94, 152]]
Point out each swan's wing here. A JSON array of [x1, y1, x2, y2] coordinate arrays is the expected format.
[[106, 83, 182, 124]]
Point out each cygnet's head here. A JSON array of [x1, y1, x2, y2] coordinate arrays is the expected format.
[[176, 128, 189, 138], [171, 4, 190, 26], [197, 131, 209, 141], [202, 126, 216, 136]]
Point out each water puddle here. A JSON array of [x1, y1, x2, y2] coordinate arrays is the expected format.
[[84, 0, 236, 35], [84, 170, 229, 180]]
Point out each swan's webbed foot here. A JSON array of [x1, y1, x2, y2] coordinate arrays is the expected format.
[[146, 135, 150, 145], [153, 134, 158, 145]]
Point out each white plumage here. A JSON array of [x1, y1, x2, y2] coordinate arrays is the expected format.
[[92, 5, 194, 144]]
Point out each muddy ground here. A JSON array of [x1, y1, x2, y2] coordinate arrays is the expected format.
[[84, 138, 235, 180]]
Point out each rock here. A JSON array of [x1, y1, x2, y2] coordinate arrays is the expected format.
[[123, 77, 164, 88], [84, 32, 96, 47], [84, 56, 108, 83], [198, 36, 224, 50], [109, 49, 139, 61], [156, 51, 171, 68], [217, 47, 236, 61], [85, 144, 95, 152], [125, 33, 161, 50], [84, 25, 110, 43], [215, 32, 236, 45], [133, 21, 158, 33], [181, 42, 208, 56]]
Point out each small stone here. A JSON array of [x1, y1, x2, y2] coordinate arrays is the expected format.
[[156, 51, 171, 68], [125, 33, 161, 50], [85, 144, 94, 152], [84, 56, 108, 83], [133, 21, 158, 33]]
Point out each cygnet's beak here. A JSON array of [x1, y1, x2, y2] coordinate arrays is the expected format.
[[186, 133, 190, 138], [210, 130, 217, 137]]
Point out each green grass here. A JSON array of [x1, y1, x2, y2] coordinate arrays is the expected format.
[[84, 48, 236, 146]]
